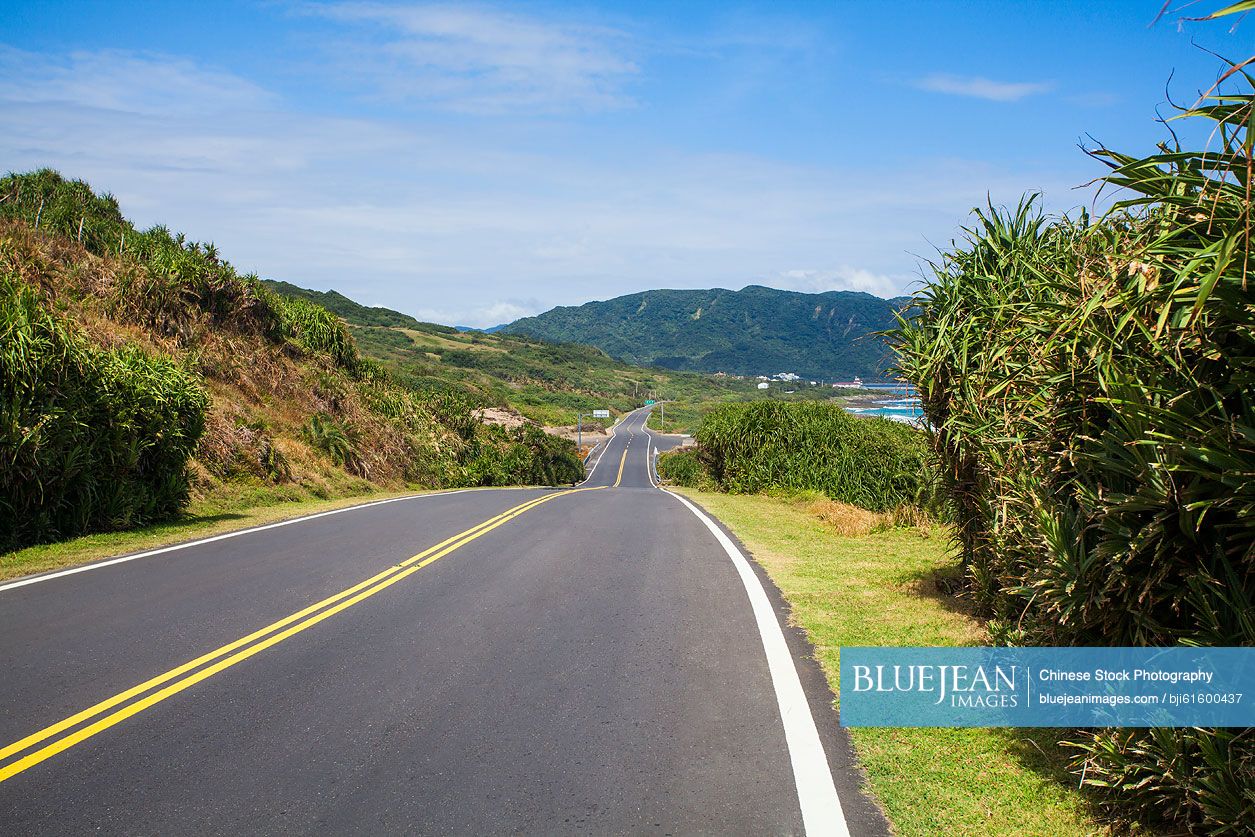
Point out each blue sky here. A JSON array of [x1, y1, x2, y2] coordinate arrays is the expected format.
[[1, 1, 1247, 325]]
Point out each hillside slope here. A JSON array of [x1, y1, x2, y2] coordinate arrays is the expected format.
[[261, 281, 763, 427], [1, 170, 581, 550], [263, 279, 442, 330], [501, 285, 909, 380]]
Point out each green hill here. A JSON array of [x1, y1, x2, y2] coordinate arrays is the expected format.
[[261, 282, 764, 427], [500, 285, 909, 380], [262, 280, 456, 332]]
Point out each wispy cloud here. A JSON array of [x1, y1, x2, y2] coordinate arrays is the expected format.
[[915, 72, 1053, 102], [0, 47, 1089, 328], [0, 46, 273, 115], [769, 268, 913, 298], [301, 2, 638, 113]]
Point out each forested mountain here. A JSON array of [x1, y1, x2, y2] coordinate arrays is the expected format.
[[501, 285, 910, 380], [260, 282, 761, 427]]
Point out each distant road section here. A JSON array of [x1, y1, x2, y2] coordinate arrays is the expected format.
[[0, 407, 886, 835]]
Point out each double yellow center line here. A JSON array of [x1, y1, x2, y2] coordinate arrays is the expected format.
[[613, 448, 629, 487], [0, 487, 598, 783]]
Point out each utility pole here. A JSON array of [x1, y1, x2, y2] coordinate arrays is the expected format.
[[576, 411, 594, 454]]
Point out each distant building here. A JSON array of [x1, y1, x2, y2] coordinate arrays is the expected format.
[[833, 376, 864, 389], [757, 382, 770, 390]]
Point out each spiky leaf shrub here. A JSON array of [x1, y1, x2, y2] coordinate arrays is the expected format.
[[0, 168, 128, 253], [656, 448, 714, 489], [890, 69, 1254, 832], [270, 293, 360, 372], [0, 275, 207, 550], [461, 424, 583, 486], [693, 401, 928, 512], [302, 413, 360, 474]]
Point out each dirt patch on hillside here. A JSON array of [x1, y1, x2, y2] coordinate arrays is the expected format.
[[475, 407, 531, 429]]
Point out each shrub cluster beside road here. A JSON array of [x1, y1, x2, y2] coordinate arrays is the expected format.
[[891, 64, 1253, 831], [660, 59, 1253, 835], [661, 401, 930, 512]]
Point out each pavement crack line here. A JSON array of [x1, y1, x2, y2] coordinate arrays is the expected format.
[[0, 487, 600, 784]]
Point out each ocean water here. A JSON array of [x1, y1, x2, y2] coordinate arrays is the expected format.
[[844, 384, 923, 423]]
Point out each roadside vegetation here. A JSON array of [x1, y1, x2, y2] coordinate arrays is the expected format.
[[670, 401, 930, 512], [0, 170, 582, 554], [653, 385, 876, 435], [658, 46, 1253, 837], [0, 482, 413, 582], [891, 59, 1253, 833]]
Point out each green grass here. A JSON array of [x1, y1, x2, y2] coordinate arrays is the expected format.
[[674, 488, 1114, 837], [0, 481, 412, 582], [649, 400, 705, 434]]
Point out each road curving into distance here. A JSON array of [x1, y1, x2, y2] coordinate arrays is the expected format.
[[0, 407, 888, 836]]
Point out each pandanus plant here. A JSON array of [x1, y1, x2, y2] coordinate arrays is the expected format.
[[890, 49, 1254, 832]]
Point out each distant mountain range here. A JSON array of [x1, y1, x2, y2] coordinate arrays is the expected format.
[[501, 285, 910, 380]]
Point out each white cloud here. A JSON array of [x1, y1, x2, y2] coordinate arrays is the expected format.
[[301, 2, 638, 112], [396, 299, 540, 329], [477, 300, 539, 325], [0, 46, 273, 115], [915, 73, 1053, 102], [769, 268, 913, 298], [0, 47, 1091, 328]]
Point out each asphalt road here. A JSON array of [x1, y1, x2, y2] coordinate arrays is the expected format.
[[0, 407, 888, 836]]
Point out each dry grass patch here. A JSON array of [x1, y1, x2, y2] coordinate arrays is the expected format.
[[803, 498, 884, 535]]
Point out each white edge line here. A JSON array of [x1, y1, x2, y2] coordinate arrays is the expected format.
[[663, 489, 850, 837], [0, 487, 501, 594], [579, 414, 622, 482], [642, 408, 663, 488]]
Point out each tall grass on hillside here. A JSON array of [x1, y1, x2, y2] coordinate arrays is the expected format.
[[1, 274, 207, 550], [689, 401, 930, 512], [891, 64, 1254, 831], [0, 169, 362, 375], [1, 170, 587, 540]]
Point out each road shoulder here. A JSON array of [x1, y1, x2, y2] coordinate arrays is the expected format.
[[660, 487, 892, 837], [668, 488, 1112, 837]]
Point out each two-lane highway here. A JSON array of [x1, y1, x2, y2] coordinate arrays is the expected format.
[[0, 407, 887, 835]]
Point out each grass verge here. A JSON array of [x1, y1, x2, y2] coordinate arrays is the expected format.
[[0, 481, 419, 583], [672, 488, 1114, 837]]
